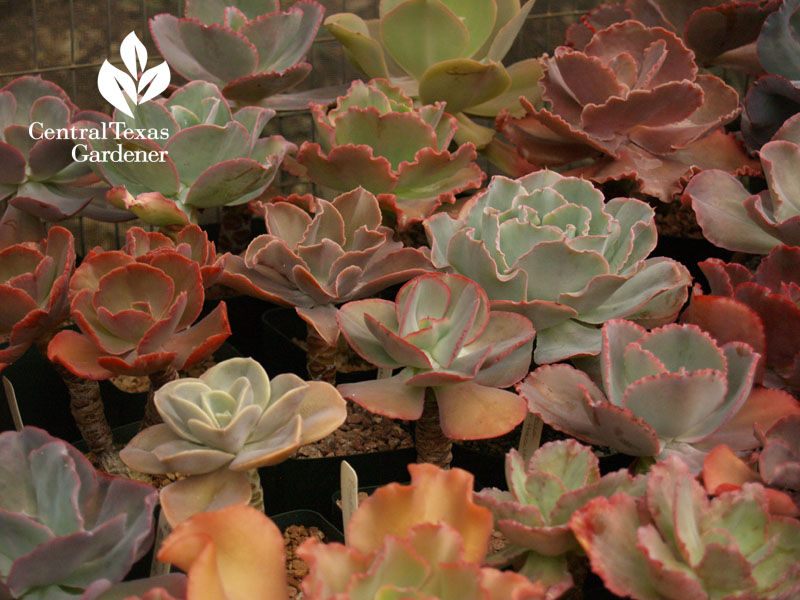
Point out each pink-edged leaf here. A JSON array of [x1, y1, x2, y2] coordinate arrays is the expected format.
[[518, 364, 661, 456], [47, 329, 115, 380], [337, 371, 425, 421], [702, 444, 759, 495], [222, 62, 310, 103], [97, 351, 179, 377], [184, 158, 278, 209], [698, 258, 753, 297], [118, 190, 192, 228], [337, 298, 402, 368], [296, 305, 340, 348], [295, 142, 398, 194], [0, 286, 38, 334], [177, 19, 258, 84], [635, 524, 707, 599], [218, 246, 312, 307], [150, 14, 219, 83], [240, 1, 323, 71], [142, 252, 204, 329], [162, 301, 231, 370], [435, 382, 526, 440], [0, 143, 26, 185], [363, 313, 432, 369], [753, 244, 800, 290], [136, 292, 188, 355], [159, 469, 252, 527], [735, 283, 800, 370], [166, 123, 251, 185], [698, 386, 800, 451], [27, 139, 75, 180]]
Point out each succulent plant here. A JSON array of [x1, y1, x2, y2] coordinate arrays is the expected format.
[[425, 171, 691, 364], [0, 76, 130, 227], [685, 112, 800, 253], [475, 442, 646, 595], [743, 0, 800, 149], [337, 273, 533, 446], [47, 242, 230, 379], [292, 79, 484, 226], [151, 0, 324, 106], [219, 187, 433, 350], [497, 21, 757, 202], [566, 0, 779, 73], [0, 427, 158, 600], [324, 0, 539, 122], [0, 226, 74, 372], [299, 463, 547, 600], [89, 80, 292, 228], [570, 455, 800, 600], [121, 357, 347, 525], [124, 225, 222, 289], [518, 319, 800, 472], [681, 246, 800, 393]]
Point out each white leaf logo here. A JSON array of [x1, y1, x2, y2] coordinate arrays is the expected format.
[[97, 31, 170, 118]]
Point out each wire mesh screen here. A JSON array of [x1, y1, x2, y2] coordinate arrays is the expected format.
[[0, 0, 598, 254]]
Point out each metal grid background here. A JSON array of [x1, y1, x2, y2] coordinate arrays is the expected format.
[[0, 0, 599, 253]]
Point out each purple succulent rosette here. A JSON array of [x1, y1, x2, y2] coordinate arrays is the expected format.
[[518, 319, 800, 472], [498, 21, 759, 202], [0, 427, 157, 600], [684, 112, 800, 253], [150, 0, 323, 105], [0, 76, 129, 227], [88, 80, 292, 229]]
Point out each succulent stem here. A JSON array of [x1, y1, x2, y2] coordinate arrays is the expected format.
[[306, 323, 337, 384], [415, 388, 452, 468], [141, 367, 179, 430], [248, 468, 265, 512]]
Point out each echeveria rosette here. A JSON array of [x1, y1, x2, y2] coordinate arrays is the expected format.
[[121, 357, 347, 525], [124, 225, 223, 289], [685, 112, 800, 253], [566, 1, 779, 73], [681, 246, 800, 393], [324, 0, 540, 124], [518, 319, 800, 472], [151, 0, 323, 106], [0, 226, 74, 373], [475, 442, 646, 596], [294, 79, 484, 227], [299, 463, 547, 600], [90, 80, 292, 228], [0, 76, 128, 226], [570, 455, 800, 600], [425, 171, 691, 364], [497, 21, 758, 202], [337, 273, 533, 440], [47, 245, 231, 379], [0, 427, 157, 600], [219, 187, 432, 346]]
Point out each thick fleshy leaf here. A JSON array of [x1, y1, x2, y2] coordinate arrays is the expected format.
[[435, 382, 527, 440], [177, 19, 258, 84], [702, 445, 759, 495], [324, 13, 390, 79], [240, 1, 323, 72], [158, 469, 252, 527], [296, 142, 397, 194], [418, 58, 510, 114], [184, 158, 277, 209], [222, 63, 311, 103], [337, 371, 425, 420], [759, 0, 800, 80], [47, 329, 116, 380]]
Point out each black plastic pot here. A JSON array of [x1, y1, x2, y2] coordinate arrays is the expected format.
[[270, 509, 344, 543]]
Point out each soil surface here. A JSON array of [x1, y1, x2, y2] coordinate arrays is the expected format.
[[284, 524, 326, 599]]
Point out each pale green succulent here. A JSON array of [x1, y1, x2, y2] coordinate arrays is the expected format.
[[475, 441, 645, 595], [324, 0, 542, 144], [0, 427, 157, 600], [425, 171, 691, 364], [571, 455, 800, 600], [121, 357, 346, 525]]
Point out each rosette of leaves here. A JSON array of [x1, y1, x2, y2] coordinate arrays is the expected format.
[[121, 357, 346, 526], [219, 188, 432, 381], [497, 21, 758, 202], [681, 246, 800, 393], [337, 272, 533, 466], [0, 76, 129, 234], [566, 0, 780, 73], [0, 226, 74, 373], [684, 112, 800, 253], [703, 415, 800, 518], [518, 319, 800, 472], [743, 0, 800, 150], [47, 242, 230, 379], [89, 81, 292, 228], [425, 171, 691, 364], [475, 442, 646, 596], [151, 0, 324, 106], [0, 426, 158, 600], [299, 463, 547, 600], [324, 0, 541, 143], [570, 455, 800, 600], [293, 79, 484, 227]]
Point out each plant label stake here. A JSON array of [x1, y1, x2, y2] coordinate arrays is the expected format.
[[518, 413, 543, 463], [3, 377, 23, 431], [150, 509, 172, 576], [340, 460, 359, 540]]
